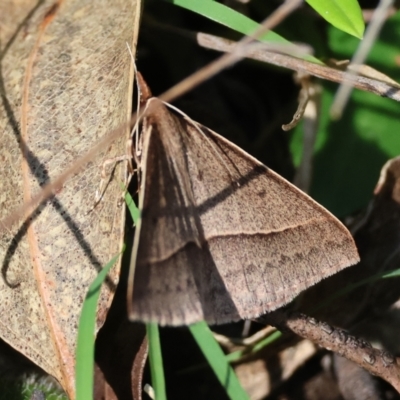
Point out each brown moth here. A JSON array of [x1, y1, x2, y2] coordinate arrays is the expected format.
[[127, 75, 359, 326]]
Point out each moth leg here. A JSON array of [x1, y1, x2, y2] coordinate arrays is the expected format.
[[93, 154, 132, 206], [213, 324, 278, 355], [242, 320, 252, 337], [93, 133, 139, 209], [92, 65, 144, 208], [131, 122, 146, 191]]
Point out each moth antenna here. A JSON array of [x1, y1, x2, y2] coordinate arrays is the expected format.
[[125, 43, 155, 166], [126, 42, 142, 167]]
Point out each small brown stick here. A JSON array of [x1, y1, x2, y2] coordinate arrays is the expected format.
[[363, 6, 398, 21], [197, 32, 400, 102], [258, 310, 400, 393]]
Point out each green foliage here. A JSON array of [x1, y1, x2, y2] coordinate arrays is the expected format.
[[290, 11, 400, 216], [0, 376, 67, 400], [169, 0, 363, 52], [147, 323, 167, 400], [171, 0, 291, 43], [125, 184, 140, 224], [226, 330, 282, 363], [75, 251, 123, 400], [169, 0, 320, 63], [306, 0, 364, 38], [189, 322, 249, 400]]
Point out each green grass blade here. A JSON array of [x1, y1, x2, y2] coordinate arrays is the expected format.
[[306, 0, 364, 38], [124, 189, 140, 225], [170, 0, 321, 64], [382, 268, 400, 279], [172, 0, 288, 44], [226, 330, 282, 363], [75, 249, 124, 400], [189, 321, 249, 400], [313, 267, 400, 313], [147, 323, 167, 400]]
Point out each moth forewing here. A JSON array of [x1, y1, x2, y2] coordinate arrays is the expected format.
[[127, 90, 360, 326]]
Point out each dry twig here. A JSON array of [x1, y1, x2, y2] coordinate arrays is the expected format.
[[259, 310, 400, 393]]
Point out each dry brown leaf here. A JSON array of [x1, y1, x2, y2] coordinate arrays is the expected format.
[[0, 0, 141, 397]]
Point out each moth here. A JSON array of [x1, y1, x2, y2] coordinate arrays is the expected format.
[[127, 74, 359, 326]]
